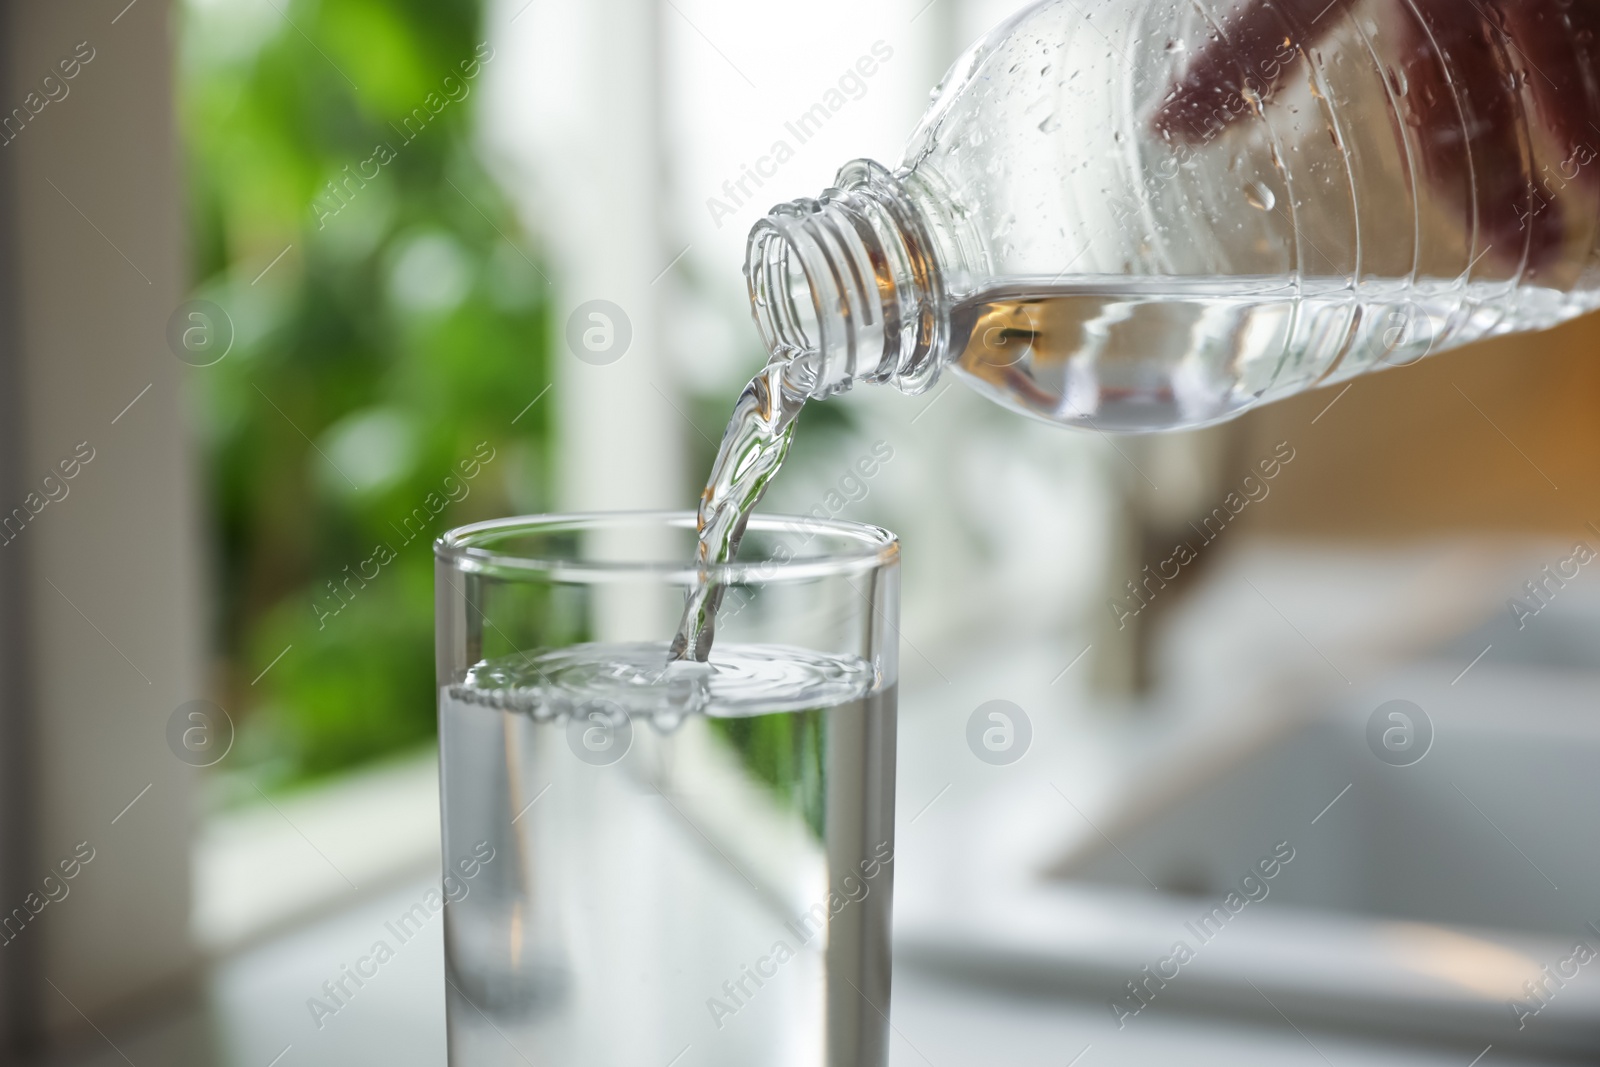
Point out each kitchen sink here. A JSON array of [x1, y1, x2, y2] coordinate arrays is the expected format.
[[897, 601, 1600, 1055]]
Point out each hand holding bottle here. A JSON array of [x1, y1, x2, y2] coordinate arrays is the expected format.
[[1154, 0, 1600, 271]]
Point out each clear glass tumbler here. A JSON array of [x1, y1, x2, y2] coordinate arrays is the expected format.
[[435, 512, 900, 1067]]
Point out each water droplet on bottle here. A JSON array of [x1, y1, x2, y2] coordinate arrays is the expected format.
[[1165, 39, 1185, 54], [1243, 180, 1276, 211], [1038, 114, 1060, 134]]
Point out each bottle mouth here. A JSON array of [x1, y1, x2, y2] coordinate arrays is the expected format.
[[745, 198, 872, 399], [744, 160, 947, 399], [746, 208, 824, 370]]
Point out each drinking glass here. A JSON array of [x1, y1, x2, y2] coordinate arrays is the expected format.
[[435, 512, 900, 1066]]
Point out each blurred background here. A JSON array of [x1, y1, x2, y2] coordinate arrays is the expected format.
[[1, 0, 1598, 1063]]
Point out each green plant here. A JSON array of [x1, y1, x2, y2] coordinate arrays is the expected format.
[[179, 0, 552, 792]]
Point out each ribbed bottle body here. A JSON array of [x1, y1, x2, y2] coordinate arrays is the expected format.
[[904, 0, 1600, 429]]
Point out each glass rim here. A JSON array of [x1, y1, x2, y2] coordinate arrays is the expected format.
[[435, 511, 899, 583]]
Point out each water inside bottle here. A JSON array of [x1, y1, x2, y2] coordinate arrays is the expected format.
[[950, 275, 1600, 431]]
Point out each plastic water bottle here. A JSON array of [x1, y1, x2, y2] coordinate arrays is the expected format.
[[746, 0, 1600, 431]]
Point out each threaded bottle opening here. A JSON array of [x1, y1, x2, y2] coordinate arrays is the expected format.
[[744, 161, 947, 400], [746, 205, 827, 377]]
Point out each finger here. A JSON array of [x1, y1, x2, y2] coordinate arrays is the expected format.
[[1504, 1, 1600, 182], [1152, 0, 1357, 143], [1401, 1, 1562, 273]]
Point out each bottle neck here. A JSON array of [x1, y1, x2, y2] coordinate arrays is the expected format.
[[745, 160, 949, 400]]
